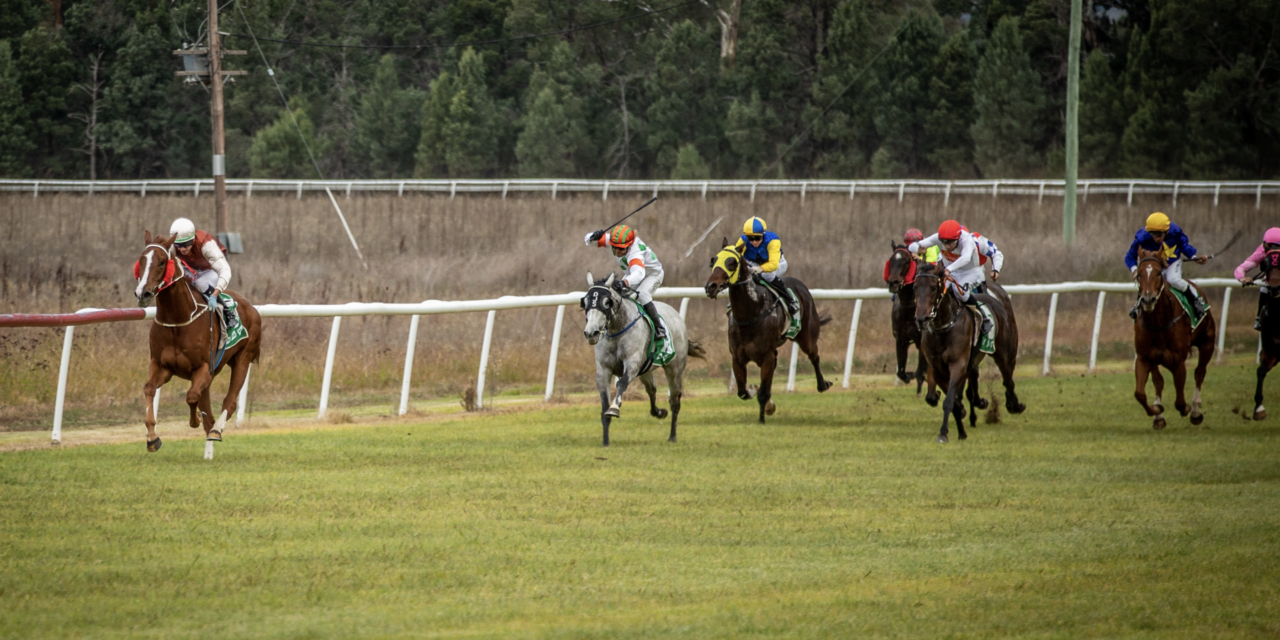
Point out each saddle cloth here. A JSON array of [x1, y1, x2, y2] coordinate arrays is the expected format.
[[965, 301, 996, 354]]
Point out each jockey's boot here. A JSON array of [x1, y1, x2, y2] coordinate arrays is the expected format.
[[965, 297, 993, 335], [642, 301, 667, 340], [1188, 287, 1210, 318], [783, 284, 802, 316], [221, 297, 240, 328]]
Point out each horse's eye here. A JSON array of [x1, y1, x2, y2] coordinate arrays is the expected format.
[[709, 257, 715, 268], [603, 298, 612, 308]]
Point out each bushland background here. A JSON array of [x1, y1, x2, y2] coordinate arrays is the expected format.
[[0, 191, 1269, 430]]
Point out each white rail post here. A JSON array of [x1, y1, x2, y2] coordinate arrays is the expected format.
[[1038, 181, 1045, 205], [502, 181, 509, 199], [993, 180, 999, 199], [1083, 181, 1090, 204], [193, 180, 199, 197], [602, 181, 610, 201], [141, 181, 148, 198], [1257, 184, 1263, 210], [702, 182, 709, 200], [544, 305, 566, 401], [1042, 292, 1059, 376], [247, 180, 253, 198], [786, 342, 799, 392], [898, 182, 905, 203], [551, 182, 558, 200], [678, 297, 690, 321], [850, 181, 856, 200], [1088, 291, 1106, 372], [398, 315, 421, 415], [398, 181, 405, 197], [476, 310, 497, 409], [1217, 287, 1231, 363], [33, 181, 38, 198], [944, 181, 952, 207], [1172, 182, 1179, 208], [318, 317, 341, 418], [296, 182, 302, 199], [842, 299, 863, 389], [1127, 182, 1135, 208], [1213, 183, 1220, 207], [236, 364, 251, 424], [800, 182, 807, 205], [51, 326, 75, 445], [450, 181, 457, 199], [750, 182, 757, 202], [346, 182, 352, 198]]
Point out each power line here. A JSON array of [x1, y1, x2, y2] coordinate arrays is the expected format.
[[224, 0, 698, 52]]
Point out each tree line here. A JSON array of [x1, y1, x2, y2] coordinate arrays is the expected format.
[[0, 0, 1276, 181]]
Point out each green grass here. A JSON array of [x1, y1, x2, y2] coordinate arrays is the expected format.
[[3, 361, 1280, 639]]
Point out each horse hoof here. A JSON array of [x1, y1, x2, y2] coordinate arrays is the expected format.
[[925, 394, 940, 407], [1190, 413, 1204, 426], [937, 435, 949, 444], [668, 437, 677, 443], [974, 397, 989, 410], [818, 380, 833, 393], [958, 433, 967, 440], [746, 385, 759, 399], [1254, 408, 1267, 421], [207, 429, 223, 442], [653, 408, 669, 419], [1153, 417, 1167, 430], [147, 438, 162, 452], [604, 408, 620, 418], [764, 401, 777, 416]]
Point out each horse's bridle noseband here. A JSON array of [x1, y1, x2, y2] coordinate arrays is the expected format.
[[1133, 255, 1185, 331], [914, 271, 962, 332]]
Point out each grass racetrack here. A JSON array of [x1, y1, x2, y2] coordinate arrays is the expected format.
[[3, 361, 1279, 638]]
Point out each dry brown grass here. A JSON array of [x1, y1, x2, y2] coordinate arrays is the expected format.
[[1, 191, 1271, 431]]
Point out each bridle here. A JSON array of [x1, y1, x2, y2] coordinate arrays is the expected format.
[[581, 284, 643, 338], [885, 247, 918, 293], [137, 244, 209, 328], [914, 270, 962, 333], [1134, 255, 1184, 332]]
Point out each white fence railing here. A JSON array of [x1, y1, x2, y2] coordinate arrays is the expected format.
[[22, 279, 1248, 445], [2, 179, 1277, 208]]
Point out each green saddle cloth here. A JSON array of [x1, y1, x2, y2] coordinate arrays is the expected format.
[[761, 280, 802, 341], [635, 301, 675, 372], [217, 293, 248, 350], [1168, 287, 1208, 330], [974, 301, 995, 354]]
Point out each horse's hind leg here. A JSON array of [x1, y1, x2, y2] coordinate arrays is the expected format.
[[143, 363, 172, 452], [1189, 340, 1213, 425], [641, 371, 668, 420], [1255, 351, 1277, 420], [758, 349, 779, 423], [664, 362, 685, 443], [211, 356, 251, 440], [1172, 360, 1190, 418], [801, 335, 833, 393], [995, 351, 1025, 414]]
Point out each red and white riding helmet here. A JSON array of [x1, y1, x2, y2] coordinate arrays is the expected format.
[[938, 220, 963, 241]]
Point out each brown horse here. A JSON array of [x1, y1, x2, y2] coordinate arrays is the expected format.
[[705, 241, 833, 423], [1132, 248, 1216, 429], [913, 262, 1025, 443], [1251, 250, 1280, 420], [884, 242, 938, 403], [134, 231, 262, 456]]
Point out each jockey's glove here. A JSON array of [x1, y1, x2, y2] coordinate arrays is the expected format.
[[589, 229, 606, 242], [611, 279, 628, 293]]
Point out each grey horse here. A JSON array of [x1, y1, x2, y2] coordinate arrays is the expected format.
[[581, 272, 706, 446]]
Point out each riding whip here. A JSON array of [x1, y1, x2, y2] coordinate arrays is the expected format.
[[1203, 230, 1244, 261], [602, 196, 658, 232]]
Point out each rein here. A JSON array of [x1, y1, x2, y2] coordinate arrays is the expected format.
[[914, 272, 963, 333], [140, 247, 209, 328], [1134, 256, 1184, 332], [584, 285, 643, 338]]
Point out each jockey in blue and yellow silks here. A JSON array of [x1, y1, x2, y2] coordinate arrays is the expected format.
[[735, 217, 801, 315], [1124, 211, 1209, 319]]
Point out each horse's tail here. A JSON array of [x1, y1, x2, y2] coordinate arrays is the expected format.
[[686, 339, 708, 360], [817, 309, 833, 327]]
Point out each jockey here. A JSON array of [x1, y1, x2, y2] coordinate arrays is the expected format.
[[908, 219, 991, 334], [734, 217, 801, 315], [170, 217, 238, 328], [586, 224, 667, 340], [904, 228, 939, 264], [1234, 227, 1280, 330], [1124, 212, 1209, 319]]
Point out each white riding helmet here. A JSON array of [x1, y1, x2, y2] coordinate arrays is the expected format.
[[169, 217, 197, 244]]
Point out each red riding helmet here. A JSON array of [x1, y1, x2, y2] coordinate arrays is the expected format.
[[904, 228, 924, 244], [607, 225, 637, 249], [938, 220, 963, 241]]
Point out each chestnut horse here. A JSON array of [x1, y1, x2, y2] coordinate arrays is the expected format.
[[1251, 250, 1280, 420], [705, 241, 833, 423], [134, 231, 262, 456], [913, 262, 1025, 443], [884, 242, 938, 403], [1132, 248, 1215, 429]]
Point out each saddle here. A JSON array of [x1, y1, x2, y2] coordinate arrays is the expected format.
[[634, 302, 674, 376], [759, 278, 802, 342]]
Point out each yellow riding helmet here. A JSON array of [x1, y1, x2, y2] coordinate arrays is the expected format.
[[1145, 212, 1171, 232], [743, 217, 767, 236]]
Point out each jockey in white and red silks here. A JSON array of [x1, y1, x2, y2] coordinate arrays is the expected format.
[[170, 217, 238, 328]]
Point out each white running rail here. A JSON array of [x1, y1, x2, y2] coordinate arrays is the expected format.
[[20, 278, 1245, 445]]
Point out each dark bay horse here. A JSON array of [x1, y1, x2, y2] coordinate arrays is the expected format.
[[1251, 250, 1280, 420], [884, 242, 938, 403], [1132, 248, 1215, 429], [134, 231, 262, 457], [913, 263, 1025, 443], [705, 241, 833, 423]]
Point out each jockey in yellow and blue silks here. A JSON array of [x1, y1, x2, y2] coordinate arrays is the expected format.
[[1125, 212, 1209, 319], [734, 217, 801, 315]]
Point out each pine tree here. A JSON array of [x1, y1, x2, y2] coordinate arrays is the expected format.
[[1078, 51, 1125, 177], [17, 24, 77, 177], [353, 55, 425, 178], [925, 30, 977, 177], [671, 143, 710, 179], [870, 10, 945, 177], [971, 16, 1045, 177], [414, 71, 456, 178], [645, 20, 722, 177], [724, 90, 777, 177], [249, 103, 324, 179], [99, 16, 178, 178], [809, 0, 882, 177], [1182, 56, 1256, 178], [515, 42, 594, 178], [515, 86, 572, 177], [414, 48, 499, 178], [0, 40, 32, 177]]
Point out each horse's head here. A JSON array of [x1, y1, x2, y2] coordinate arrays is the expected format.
[[912, 262, 951, 331], [581, 272, 621, 345], [1134, 247, 1168, 312], [133, 230, 181, 307], [885, 240, 918, 295], [1261, 249, 1280, 296], [705, 238, 742, 299]]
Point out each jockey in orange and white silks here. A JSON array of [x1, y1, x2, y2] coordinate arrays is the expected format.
[[170, 217, 239, 327], [586, 224, 666, 339], [909, 219, 993, 333]]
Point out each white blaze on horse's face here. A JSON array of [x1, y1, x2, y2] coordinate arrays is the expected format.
[[135, 251, 154, 300]]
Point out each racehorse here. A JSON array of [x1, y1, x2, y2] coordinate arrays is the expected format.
[[884, 242, 938, 403], [1132, 247, 1216, 429], [704, 240, 833, 423], [913, 262, 1025, 443], [1250, 250, 1280, 420], [582, 272, 706, 446], [134, 231, 262, 457]]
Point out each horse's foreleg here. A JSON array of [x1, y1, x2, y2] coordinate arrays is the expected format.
[[607, 368, 632, 419], [758, 349, 778, 424], [938, 361, 967, 443], [641, 371, 667, 420], [143, 363, 171, 452], [596, 366, 613, 446], [915, 347, 928, 396], [895, 337, 912, 384], [1172, 360, 1190, 418], [1255, 352, 1277, 421], [803, 337, 833, 393], [732, 355, 751, 401], [1150, 367, 1166, 414], [1190, 341, 1212, 425]]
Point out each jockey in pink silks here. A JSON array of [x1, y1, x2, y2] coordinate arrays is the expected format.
[[1234, 227, 1280, 331]]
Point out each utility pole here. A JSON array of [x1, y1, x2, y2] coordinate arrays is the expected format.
[[1062, 0, 1083, 246], [175, 3, 245, 249]]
